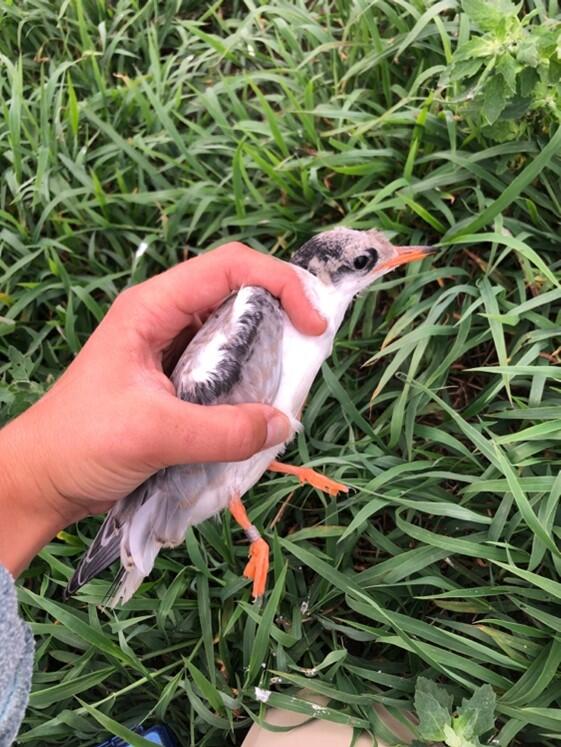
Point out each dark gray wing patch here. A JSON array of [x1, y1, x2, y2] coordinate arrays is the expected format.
[[172, 287, 283, 405]]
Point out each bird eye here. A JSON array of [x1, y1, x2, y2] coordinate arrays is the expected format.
[[353, 254, 371, 270]]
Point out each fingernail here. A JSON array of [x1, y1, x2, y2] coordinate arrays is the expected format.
[[265, 412, 290, 448]]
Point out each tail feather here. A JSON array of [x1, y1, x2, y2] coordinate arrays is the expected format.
[[64, 483, 151, 600], [101, 567, 125, 609], [108, 567, 145, 607], [64, 474, 196, 605]]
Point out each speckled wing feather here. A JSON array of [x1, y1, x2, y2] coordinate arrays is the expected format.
[[65, 287, 283, 602]]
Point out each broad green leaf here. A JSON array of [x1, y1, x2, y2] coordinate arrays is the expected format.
[[453, 684, 496, 738], [496, 53, 518, 92], [462, 0, 519, 31], [415, 676, 452, 740], [482, 75, 508, 125]]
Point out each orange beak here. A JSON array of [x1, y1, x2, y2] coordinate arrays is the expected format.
[[376, 245, 435, 272]]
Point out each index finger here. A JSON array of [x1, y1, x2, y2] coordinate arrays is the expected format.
[[131, 242, 327, 348]]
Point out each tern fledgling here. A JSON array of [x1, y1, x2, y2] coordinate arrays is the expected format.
[[65, 228, 433, 605]]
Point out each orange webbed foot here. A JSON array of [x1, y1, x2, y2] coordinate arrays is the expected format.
[[243, 537, 270, 599], [268, 461, 349, 497], [229, 494, 270, 598]]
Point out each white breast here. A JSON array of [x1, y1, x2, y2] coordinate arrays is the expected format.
[[273, 267, 349, 417], [273, 322, 332, 419]]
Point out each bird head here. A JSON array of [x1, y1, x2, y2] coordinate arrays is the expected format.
[[291, 227, 434, 299]]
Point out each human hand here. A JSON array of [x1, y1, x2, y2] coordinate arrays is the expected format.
[[0, 243, 326, 575]]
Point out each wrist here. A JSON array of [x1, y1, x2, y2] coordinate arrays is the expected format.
[[0, 407, 75, 576]]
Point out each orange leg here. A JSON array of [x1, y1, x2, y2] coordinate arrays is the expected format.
[[268, 461, 349, 497], [229, 494, 269, 598]]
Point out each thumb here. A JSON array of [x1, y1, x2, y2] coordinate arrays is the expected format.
[[153, 397, 292, 465]]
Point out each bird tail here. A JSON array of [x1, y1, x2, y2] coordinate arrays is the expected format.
[[63, 482, 150, 601], [106, 566, 145, 607], [64, 476, 194, 605], [105, 482, 196, 606]]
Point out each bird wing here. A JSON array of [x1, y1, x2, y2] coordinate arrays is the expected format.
[[172, 286, 283, 406], [65, 286, 284, 600]]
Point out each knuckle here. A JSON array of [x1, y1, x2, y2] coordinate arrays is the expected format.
[[111, 285, 138, 313], [216, 241, 250, 256]]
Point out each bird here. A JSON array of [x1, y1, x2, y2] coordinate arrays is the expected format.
[[65, 228, 433, 605]]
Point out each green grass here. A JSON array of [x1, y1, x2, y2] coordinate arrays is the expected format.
[[2, 1, 561, 745]]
